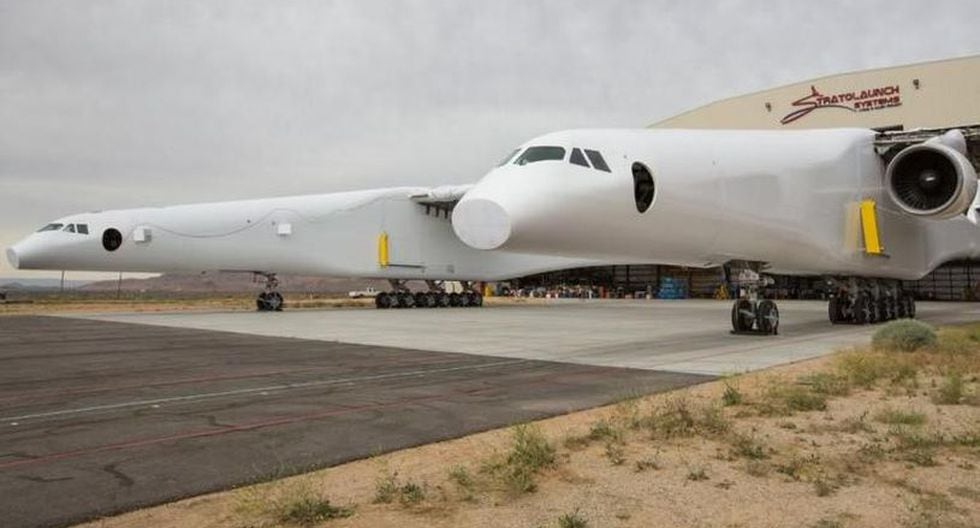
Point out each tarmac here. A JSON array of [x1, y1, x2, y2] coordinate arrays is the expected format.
[[1, 299, 977, 527], [75, 299, 980, 375], [0, 312, 705, 528]]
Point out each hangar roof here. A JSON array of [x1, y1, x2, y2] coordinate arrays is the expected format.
[[651, 55, 980, 131]]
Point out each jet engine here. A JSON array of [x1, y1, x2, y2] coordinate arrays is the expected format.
[[885, 134, 977, 219]]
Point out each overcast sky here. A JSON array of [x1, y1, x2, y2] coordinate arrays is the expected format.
[[1, 0, 978, 279]]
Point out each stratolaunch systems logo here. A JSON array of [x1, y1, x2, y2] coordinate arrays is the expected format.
[[780, 84, 902, 124]]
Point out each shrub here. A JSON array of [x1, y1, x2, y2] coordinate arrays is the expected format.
[[484, 424, 557, 494], [933, 373, 964, 405], [558, 509, 589, 528], [398, 481, 426, 506], [447, 465, 475, 499], [604, 442, 626, 465], [935, 328, 977, 354], [686, 466, 709, 481], [761, 383, 827, 415], [799, 372, 851, 396], [834, 349, 911, 388], [373, 470, 399, 504], [508, 424, 556, 473], [813, 477, 838, 497], [278, 496, 352, 526], [634, 458, 661, 472], [874, 407, 927, 426], [729, 432, 769, 460], [776, 453, 821, 481], [588, 420, 624, 443], [872, 320, 937, 352], [722, 381, 743, 406], [236, 480, 353, 527]]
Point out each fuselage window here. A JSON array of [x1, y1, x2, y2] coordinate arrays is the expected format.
[[63, 224, 76, 233], [632, 162, 655, 213], [514, 146, 565, 165], [76, 224, 89, 235], [569, 148, 590, 168], [497, 148, 521, 167], [585, 149, 611, 172], [38, 223, 63, 232]]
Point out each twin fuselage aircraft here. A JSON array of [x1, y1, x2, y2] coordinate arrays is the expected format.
[[7, 126, 980, 334]]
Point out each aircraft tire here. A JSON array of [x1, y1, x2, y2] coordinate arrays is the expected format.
[[828, 297, 842, 324], [256, 292, 270, 311], [398, 292, 415, 308], [758, 300, 779, 335], [437, 292, 451, 307], [882, 297, 896, 321], [267, 292, 284, 312], [731, 299, 754, 332], [854, 294, 871, 325], [905, 294, 916, 319]]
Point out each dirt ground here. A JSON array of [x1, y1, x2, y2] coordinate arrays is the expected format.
[[74, 323, 980, 528], [0, 294, 542, 316]]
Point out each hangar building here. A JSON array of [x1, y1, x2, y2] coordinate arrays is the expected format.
[[517, 55, 980, 300]]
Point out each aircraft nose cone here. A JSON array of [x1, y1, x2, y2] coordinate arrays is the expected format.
[[452, 198, 512, 250], [5, 247, 18, 269]]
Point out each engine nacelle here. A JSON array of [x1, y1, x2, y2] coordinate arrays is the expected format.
[[885, 142, 978, 219]]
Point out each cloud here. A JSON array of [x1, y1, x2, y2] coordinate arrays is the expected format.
[[1, 0, 978, 277]]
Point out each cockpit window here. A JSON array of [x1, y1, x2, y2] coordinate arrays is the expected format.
[[76, 224, 89, 235], [63, 224, 76, 233], [569, 148, 590, 168], [584, 149, 610, 172], [497, 148, 521, 167], [38, 223, 64, 232], [514, 146, 565, 165]]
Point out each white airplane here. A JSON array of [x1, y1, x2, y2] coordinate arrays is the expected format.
[[7, 126, 979, 334]]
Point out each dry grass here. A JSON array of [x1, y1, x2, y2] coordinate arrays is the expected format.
[[76, 322, 980, 528]]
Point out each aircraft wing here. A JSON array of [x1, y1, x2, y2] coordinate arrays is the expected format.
[[408, 184, 473, 205]]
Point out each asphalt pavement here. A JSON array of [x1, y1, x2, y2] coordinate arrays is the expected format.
[[0, 315, 708, 528]]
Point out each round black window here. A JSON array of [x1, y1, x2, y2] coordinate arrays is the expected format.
[[102, 228, 123, 251], [632, 162, 655, 213]]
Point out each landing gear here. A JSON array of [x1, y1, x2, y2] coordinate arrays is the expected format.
[[255, 273, 284, 312], [373, 280, 485, 309], [727, 262, 779, 335], [375, 292, 393, 309], [826, 277, 915, 325], [437, 291, 451, 308]]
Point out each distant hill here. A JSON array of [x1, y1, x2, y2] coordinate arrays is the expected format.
[[0, 278, 92, 291], [79, 271, 387, 294]]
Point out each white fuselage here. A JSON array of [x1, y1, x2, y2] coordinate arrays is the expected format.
[[5, 187, 603, 281], [453, 128, 980, 280], [7, 128, 979, 282]]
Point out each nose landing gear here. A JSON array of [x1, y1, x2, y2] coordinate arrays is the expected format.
[[255, 273, 284, 312]]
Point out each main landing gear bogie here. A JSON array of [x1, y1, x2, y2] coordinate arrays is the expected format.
[[375, 290, 483, 309], [374, 280, 484, 310], [826, 278, 915, 325]]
